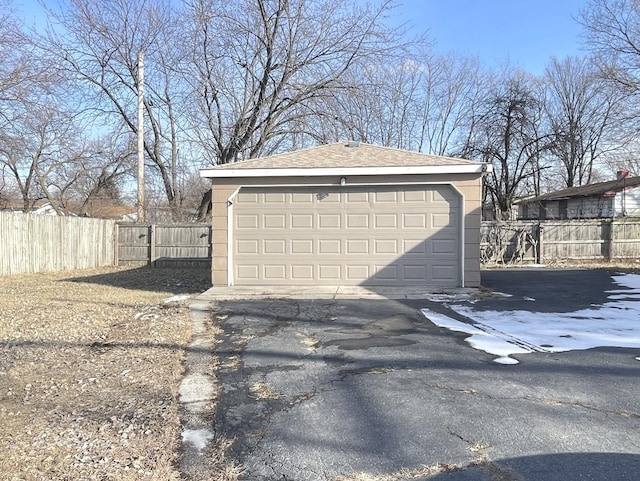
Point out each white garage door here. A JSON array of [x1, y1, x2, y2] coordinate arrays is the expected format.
[[231, 185, 461, 287]]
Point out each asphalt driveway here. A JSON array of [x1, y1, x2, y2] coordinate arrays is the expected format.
[[195, 269, 640, 480]]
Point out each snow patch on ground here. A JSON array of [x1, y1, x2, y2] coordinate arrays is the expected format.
[[182, 429, 214, 452], [422, 273, 640, 364], [163, 294, 191, 304]]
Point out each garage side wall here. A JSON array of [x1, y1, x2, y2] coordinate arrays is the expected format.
[[210, 174, 483, 288]]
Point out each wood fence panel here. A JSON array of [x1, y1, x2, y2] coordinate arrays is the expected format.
[[613, 221, 640, 258], [116, 223, 212, 267], [0, 212, 116, 276], [116, 224, 151, 265], [481, 219, 640, 264], [541, 221, 606, 260], [155, 224, 211, 267], [480, 221, 538, 263]]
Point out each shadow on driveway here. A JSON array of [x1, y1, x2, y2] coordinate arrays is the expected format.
[[428, 452, 640, 481], [477, 267, 635, 313]]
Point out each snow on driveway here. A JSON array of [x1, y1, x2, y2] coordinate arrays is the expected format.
[[421, 273, 640, 365]]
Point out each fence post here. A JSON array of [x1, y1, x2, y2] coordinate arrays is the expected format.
[[537, 222, 544, 264], [149, 224, 156, 266], [114, 223, 120, 266], [607, 219, 615, 261]]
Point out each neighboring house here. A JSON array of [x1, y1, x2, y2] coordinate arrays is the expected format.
[[1, 199, 136, 220], [200, 141, 491, 288], [1, 200, 58, 215], [517, 171, 640, 220]]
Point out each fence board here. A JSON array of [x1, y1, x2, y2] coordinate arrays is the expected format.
[[0, 212, 116, 276]]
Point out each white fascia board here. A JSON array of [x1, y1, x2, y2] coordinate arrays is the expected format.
[[200, 164, 491, 178]]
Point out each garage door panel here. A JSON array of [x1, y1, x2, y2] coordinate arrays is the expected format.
[[374, 239, 398, 255], [237, 239, 259, 254], [264, 239, 286, 254], [373, 265, 397, 280], [432, 264, 457, 281], [375, 191, 398, 202], [432, 212, 457, 228], [319, 265, 341, 280], [432, 187, 458, 203], [402, 239, 427, 254], [403, 265, 427, 280], [264, 214, 286, 228], [236, 264, 259, 281], [264, 192, 286, 203], [291, 265, 314, 280], [236, 214, 258, 229], [374, 214, 397, 228], [346, 214, 369, 228], [319, 239, 341, 254], [347, 265, 370, 279], [432, 239, 457, 255], [291, 214, 313, 229], [319, 214, 341, 228], [403, 190, 426, 202], [233, 185, 460, 286], [291, 192, 314, 203], [264, 265, 286, 280], [316, 191, 340, 203], [291, 239, 313, 254], [403, 213, 426, 228], [346, 191, 369, 203], [346, 239, 369, 254], [237, 192, 259, 203]]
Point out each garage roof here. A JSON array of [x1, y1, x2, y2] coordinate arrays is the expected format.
[[200, 142, 491, 178]]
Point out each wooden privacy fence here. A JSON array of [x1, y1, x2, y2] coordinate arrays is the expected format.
[[481, 219, 640, 264], [116, 223, 212, 267], [4, 212, 639, 275], [0, 211, 116, 276]]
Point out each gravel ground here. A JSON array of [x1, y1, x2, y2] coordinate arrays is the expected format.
[[0, 266, 211, 481]]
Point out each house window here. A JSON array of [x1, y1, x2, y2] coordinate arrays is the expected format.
[[559, 200, 568, 219], [538, 202, 546, 220]]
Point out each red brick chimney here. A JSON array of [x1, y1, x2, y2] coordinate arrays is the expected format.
[[617, 170, 629, 180]]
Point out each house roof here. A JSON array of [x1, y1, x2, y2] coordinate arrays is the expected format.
[[200, 142, 491, 178], [518, 175, 640, 203]]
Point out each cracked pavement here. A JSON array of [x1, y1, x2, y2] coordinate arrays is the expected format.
[[208, 283, 640, 481]]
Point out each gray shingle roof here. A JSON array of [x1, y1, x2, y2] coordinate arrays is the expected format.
[[210, 142, 477, 169], [518, 175, 640, 203]]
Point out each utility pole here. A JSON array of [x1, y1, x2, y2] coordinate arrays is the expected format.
[[137, 50, 145, 222]]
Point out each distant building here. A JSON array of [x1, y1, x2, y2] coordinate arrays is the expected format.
[[517, 171, 640, 220]]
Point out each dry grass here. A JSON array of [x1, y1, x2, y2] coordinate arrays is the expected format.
[[334, 463, 460, 481], [0, 266, 211, 481], [249, 381, 282, 400], [297, 331, 320, 351]]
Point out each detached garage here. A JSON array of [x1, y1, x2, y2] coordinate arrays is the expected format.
[[200, 142, 490, 288]]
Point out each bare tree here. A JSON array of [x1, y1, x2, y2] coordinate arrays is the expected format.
[[38, 0, 196, 220], [463, 70, 552, 219], [544, 56, 622, 188], [188, 0, 404, 161], [579, 0, 640, 176], [417, 53, 485, 156], [303, 59, 425, 149], [580, 0, 640, 95]]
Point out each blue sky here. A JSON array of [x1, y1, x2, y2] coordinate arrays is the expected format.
[[16, 0, 588, 76], [392, 0, 588, 75]]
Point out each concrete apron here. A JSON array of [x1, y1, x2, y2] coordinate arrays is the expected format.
[[195, 285, 479, 301]]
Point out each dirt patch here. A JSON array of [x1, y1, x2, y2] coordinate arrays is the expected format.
[[0, 266, 210, 480]]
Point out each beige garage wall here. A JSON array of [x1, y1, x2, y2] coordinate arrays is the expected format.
[[209, 174, 483, 288]]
